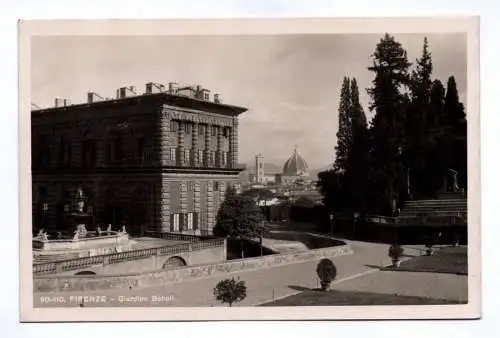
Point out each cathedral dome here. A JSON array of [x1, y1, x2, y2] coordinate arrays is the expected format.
[[283, 148, 309, 176]]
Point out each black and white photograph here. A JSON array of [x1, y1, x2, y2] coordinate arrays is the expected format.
[[18, 17, 480, 321]]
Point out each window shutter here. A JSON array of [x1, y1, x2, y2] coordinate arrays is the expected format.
[[179, 213, 184, 232], [170, 214, 174, 232], [194, 212, 199, 230]]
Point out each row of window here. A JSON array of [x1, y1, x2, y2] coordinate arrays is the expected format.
[[35, 135, 151, 168], [169, 148, 229, 167], [183, 181, 227, 192], [170, 121, 231, 138], [37, 137, 232, 169]]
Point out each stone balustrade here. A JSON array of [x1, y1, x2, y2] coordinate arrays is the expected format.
[[33, 238, 225, 276], [33, 231, 130, 251]]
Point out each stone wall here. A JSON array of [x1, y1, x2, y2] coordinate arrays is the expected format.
[[34, 243, 353, 292]]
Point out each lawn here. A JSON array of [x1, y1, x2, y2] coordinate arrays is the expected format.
[[260, 289, 466, 306], [385, 246, 468, 275]]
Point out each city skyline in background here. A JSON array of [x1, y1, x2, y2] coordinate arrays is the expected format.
[[31, 33, 467, 170]]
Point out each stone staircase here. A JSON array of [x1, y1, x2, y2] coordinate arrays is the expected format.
[[400, 198, 467, 218]]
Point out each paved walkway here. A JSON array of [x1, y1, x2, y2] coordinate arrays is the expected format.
[[34, 241, 466, 307]]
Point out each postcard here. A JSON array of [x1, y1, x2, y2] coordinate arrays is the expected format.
[[19, 17, 480, 322]]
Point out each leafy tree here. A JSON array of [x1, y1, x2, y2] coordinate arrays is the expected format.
[[333, 77, 352, 174], [317, 169, 342, 213], [213, 193, 266, 257], [225, 184, 237, 198], [366, 33, 411, 214], [213, 194, 265, 238], [240, 188, 275, 205], [213, 277, 247, 307]]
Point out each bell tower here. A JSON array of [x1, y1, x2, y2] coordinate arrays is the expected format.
[[255, 153, 264, 183]]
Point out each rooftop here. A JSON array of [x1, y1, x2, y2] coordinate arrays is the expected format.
[[31, 82, 248, 117]]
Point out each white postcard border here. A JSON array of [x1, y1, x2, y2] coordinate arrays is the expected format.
[[19, 17, 481, 322]]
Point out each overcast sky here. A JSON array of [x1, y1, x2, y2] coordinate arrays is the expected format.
[[31, 33, 467, 170]]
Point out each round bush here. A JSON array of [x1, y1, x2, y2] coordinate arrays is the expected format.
[[316, 258, 337, 283], [388, 244, 404, 259]]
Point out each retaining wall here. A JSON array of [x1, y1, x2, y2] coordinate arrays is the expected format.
[[34, 243, 353, 292]]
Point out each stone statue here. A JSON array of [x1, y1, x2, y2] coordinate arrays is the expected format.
[[107, 224, 112, 233], [96, 226, 102, 236], [77, 224, 87, 238], [35, 229, 49, 242], [35, 229, 44, 240], [447, 168, 459, 192], [77, 199, 85, 213], [76, 187, 85, 213], [121, 225, 127, 234], [73, 230, 80, 241]]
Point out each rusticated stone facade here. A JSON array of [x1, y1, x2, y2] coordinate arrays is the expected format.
[[32, 87, 247, 236]]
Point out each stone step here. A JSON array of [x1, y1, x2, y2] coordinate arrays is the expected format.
[[404, 206, 467, 210], [405, 199, 467, 205], [437, 192, 466, 200], [400, 211, 467, 217]]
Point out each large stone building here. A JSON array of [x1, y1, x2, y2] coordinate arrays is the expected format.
[[31, 82, 246, 236], [276, 147, 310, 186]]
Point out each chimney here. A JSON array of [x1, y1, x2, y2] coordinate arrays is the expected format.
[[195, 85, 203, 99], [214, 94, 221, 104], [145, 82, 165, 94], [201, 88, 211, 101], [87, 92, 105, 104], [64, 99, 71, 106], [54, 98, 65, 107], [168, 82, 179, 94], [116, 86, 137, 99]]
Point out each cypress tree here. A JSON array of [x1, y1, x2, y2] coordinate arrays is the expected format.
[[423, 79, 448, 195], [428, 79, 446, 129], [333, 77, 352, 174], [366, 33, 411, 215], [444, 76, 466, 127], [346, 77, 368, 212], [350, 78, 367, 132], [443, 76, 467, 190], [407, 37, 434, 198]]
